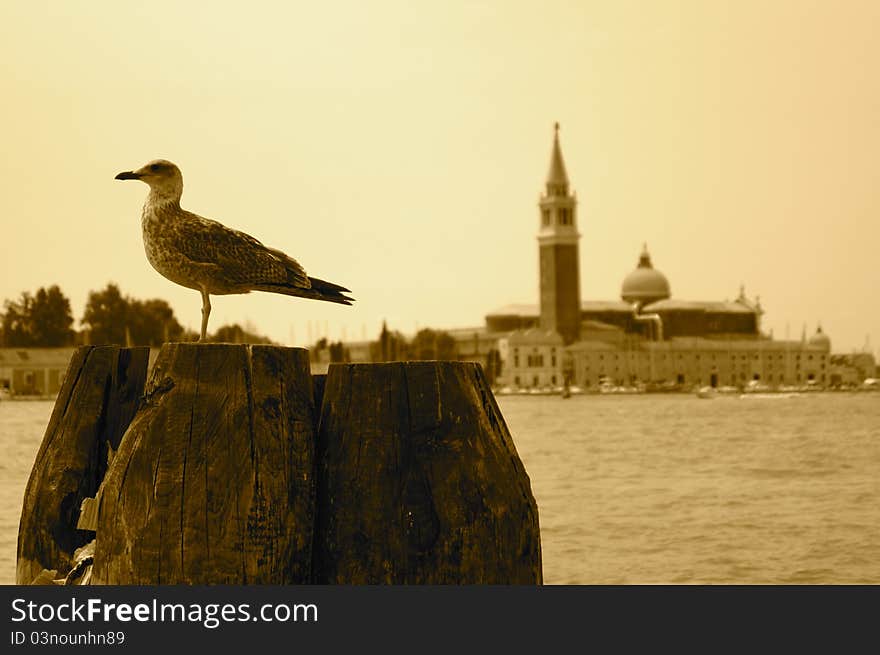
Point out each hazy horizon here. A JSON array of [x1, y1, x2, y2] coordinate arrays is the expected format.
[[2, 1, 878, 353]]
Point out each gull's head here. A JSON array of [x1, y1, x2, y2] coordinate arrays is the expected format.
[[115, 159, 183, 201]]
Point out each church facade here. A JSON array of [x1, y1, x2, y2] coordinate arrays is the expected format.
[[485, 125, 837, 390]]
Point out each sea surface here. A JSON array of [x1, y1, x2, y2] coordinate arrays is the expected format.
[[2, 393, 879, 584]]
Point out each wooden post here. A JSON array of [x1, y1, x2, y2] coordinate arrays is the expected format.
[[312, 373, 327, 413], [313, 361, 542, 584], [91, 343, 316, 584], [21, 348, 542, 585], [16, 346, 149, 584]]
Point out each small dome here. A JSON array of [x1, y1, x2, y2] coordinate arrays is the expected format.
[[809, 325, 831, 350], [621, 245, 671, 305]]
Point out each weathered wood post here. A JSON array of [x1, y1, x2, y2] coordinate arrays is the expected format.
[[91, 343, 316, 584], [20, 347, 541, 584], [16, 345, 150, 584], [313, 361, 542, 584]]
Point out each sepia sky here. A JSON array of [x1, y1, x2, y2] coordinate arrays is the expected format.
[[1, 1, 877, 353]]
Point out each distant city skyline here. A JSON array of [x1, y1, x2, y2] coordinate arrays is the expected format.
[[1, 1, 877, 354]]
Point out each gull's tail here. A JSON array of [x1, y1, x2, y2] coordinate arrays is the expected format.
[[253, 246, 354, 305], [252, 276, 354, 305]]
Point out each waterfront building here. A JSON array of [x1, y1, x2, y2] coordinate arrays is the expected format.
[[829, 352, 877, 386], [0, 348, 76, 396], [473, 124, 860, 390], [498, 329, 563, 389]]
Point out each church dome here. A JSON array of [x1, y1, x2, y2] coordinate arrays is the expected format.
[[809, 325, 831, 350], [621, 245, 671, 305]]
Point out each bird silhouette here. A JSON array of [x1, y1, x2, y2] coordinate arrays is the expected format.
[[115, 159, 353, 341]]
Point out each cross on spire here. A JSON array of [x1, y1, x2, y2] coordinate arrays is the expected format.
[[546, 121, 570, 195]]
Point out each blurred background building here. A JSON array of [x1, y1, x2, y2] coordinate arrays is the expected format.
[[457, 125, 874, 390]]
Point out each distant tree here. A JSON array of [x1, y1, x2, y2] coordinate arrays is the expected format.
[[30, 286, 76, 346], [82, 284, 129, 344], [328, 340, 350, 363], [1, 286, 75, 347], [83, 283, 192, 345], [1, 293, 32, 346], [369, 321, 410, 362], [129, 299, 186, 346], [212, 323, 274, 344], [409, 328, 456, 360], [38, 287, 75, 344], [378, 321, 391, 361], [309, 337, 330, 363]]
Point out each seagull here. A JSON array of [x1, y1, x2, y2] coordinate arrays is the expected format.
[[115, 159, 353, 341]]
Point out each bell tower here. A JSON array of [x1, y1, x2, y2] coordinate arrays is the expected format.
[[538, 123, 581, 344]]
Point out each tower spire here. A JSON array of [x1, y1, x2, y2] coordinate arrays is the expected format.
[[546, 122, 569, 196], [538, 123, 580, 345]]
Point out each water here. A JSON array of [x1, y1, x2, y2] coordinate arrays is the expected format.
[[0, 401, 53, 585], [2, 394, 879, 584]]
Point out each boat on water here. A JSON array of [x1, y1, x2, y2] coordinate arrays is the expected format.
[[599, 383, 642, 395], [739, 392, 801, 400], [696, 386, 716, 399], [494, 385, 585, 397]]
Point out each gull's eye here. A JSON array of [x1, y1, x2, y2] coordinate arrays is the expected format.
[[150, 163, 160, 172]]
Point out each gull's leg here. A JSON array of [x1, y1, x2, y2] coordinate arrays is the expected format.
[[199, 289, 211, 341]]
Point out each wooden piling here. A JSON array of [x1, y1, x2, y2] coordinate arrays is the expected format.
[[19, 347, 542, 585], [16, 345, 149, 585], [91, 343, 316, 584], [313, 361, 542, 584]]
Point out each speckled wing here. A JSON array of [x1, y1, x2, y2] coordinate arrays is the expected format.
[[175, 211, 311, 289]]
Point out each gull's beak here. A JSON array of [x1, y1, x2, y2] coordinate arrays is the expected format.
[[114, 171, 141, 180]]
